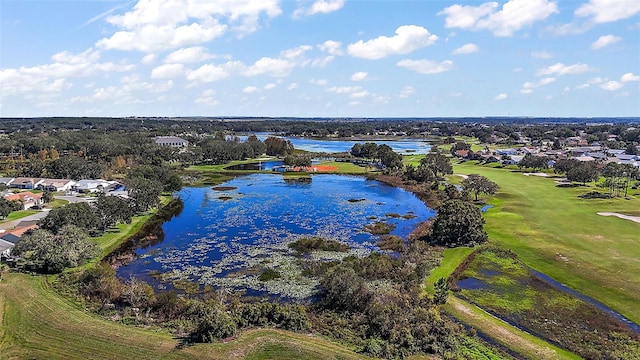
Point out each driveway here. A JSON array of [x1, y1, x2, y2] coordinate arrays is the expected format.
[[54, 195, 93, 204], [0, 209, 50, 231]]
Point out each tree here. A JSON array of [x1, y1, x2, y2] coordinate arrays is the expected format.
[[264, 136, 294, 156], [246, 134, 266, 156], [566, 163, 599, 185], [41, 191, 54, 204], [518, 154, 549, 171], [420, 150, 453, 179], [127, 165, 182, 193], [553, 158, 580, 175], [377, 144, 403, 172], [430, 199, 487, 247], [12, 225, 98, 273], [449, 141, 470, 156], [39, 202, 101, 234], [94, 194, 133, 230], [462, 174, 499, 201], [283, 155, 312, 167], [625, 143, 638, 155], [602, 162, 639, 197], [433, 278, 449, 305], [126, 177, 162, 212]]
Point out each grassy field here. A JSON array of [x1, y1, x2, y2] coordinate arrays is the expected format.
[[0, 273, 367, 360], [90, 195, 174, 261], [453, 162, 640, 323], [424, 247, 474, 294], [0, 209, 39, 223]]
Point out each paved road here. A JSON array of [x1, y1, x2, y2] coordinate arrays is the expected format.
[[0, 209, 50, 231], [54, 195, 92, 204]]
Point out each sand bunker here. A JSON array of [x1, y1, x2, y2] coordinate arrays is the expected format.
[[456, 174, 469, 179], [523, 172, 550, 177], [597, 212, 640, 224]]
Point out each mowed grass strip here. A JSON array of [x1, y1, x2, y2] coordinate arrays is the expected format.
[[0, 273, 366, 360], [453, 162, 640, 323], [445, 297, 580, 360]]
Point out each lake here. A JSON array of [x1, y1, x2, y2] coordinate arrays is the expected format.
[[117, 174, 435, 300], [244, 134, 433, 154]]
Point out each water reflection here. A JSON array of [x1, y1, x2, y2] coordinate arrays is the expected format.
[[116, 174, 435, 300]]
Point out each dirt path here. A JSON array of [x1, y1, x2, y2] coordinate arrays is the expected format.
[[597, 212, 640, 224], [447, 297, 576, 360]]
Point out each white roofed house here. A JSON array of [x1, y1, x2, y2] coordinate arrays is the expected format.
[[72, 179, 121, 193], [9, 177, 45, 190], [154, 136, 189, 148], [37, 179, 76, 192], [0, 178, 15, 187]]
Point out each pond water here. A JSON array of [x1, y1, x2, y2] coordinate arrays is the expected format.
[[244, 134, 433, 154], [117, 174, 435, 300], [225, 160, 284, 171]]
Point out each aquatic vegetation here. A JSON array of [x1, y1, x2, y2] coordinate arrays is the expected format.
[[118, 174, 435, 300], [288, 237, 350, 254], [363, 221, 396, 234]]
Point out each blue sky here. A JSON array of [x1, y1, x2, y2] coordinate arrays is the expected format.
[[1, 0, 639, 118]]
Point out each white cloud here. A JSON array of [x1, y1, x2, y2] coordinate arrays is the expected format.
[[317, 40, 344, 55], [281, 45, 313, 60], [621, 73, 640, 82], [151, 63, 184, 79], [600, 81, 623, 91], [327, 86, 362, 94], [141, 53, 157, 64], [287, 83, 298, 90], [494, 93, 508, 100], [311, 56, 335, 67], [347, 25, 438, 60], [350, 72, 368, 81], [439, 0, 558, 37], [97, 20, 228, 52], [309, 78, 328, 85], [186, 63, 233, 83], [0, 48, 134, 96], [536, 62, 593, 76], [243, 86, 259, 93], [165, 46, 217, 63], [264, 83, 277, 90], [591, 35, 622, 49], [97, 0, 283, 52], [575, 0, 640, 24], [351, 90, 370, 99], [452, 43, 479, 55], [243, 57, 296, 77], [195, 89, 219, 106], [397, 59, 454, 74], [399, 86, 416, 98], [520, 77, 556, 93], [294, 0, 345, 18], [531, 50, 553, 59]]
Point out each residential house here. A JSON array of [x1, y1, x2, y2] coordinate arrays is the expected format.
[[9, 177, 45, 189], [4, 191, 44, 210], [72, 179, 120, 193], [37, 179, 76, 192], [154, 136, 189, 148], [0, 177, 15, 187], [0, 236, 16, 258]]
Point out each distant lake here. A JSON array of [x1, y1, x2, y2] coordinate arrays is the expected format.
[[242, 134, 432, 154], [117, 174, 435, 299]]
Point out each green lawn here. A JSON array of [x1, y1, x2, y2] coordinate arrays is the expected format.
[[0, 273, 367, 360], [424, 247, 474, 295], [0, 210, 39, 223], [453, 162, 640, 323], [47, 198, 69, 209]]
